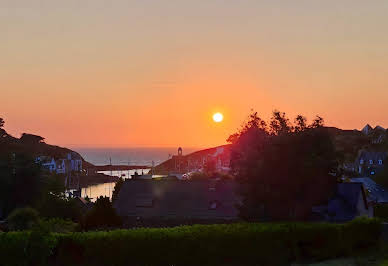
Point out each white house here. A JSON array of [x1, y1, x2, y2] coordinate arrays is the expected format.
[[36, 152, 83, 175], [36, 156, 57, 172]]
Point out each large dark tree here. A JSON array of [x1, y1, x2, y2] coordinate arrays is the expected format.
[[83, 196, 122, 230], [229, 110, 338, 221], [20, 133, 45, 144], [0, 152, 43, 218], [112, 177, 124, 203], [0, 149, 70, 219], [0, 118, 6, 139]]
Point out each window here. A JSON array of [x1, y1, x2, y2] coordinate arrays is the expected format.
[[369, 160, 373, 165], [379, 160, 383, 165], [360, 160, 364, 164]]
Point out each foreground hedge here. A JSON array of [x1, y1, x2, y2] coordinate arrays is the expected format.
[[0, 217, 382, 266]]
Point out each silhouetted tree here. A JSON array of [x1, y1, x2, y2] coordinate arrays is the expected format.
[[294, 115, 307, 133], [228, 110, 337, 221], [83, 196, 122, 230], [0, 152, 43, 217], [37, 193, 82, 221], [269, 110, 292, 135], [112, 177, 124, 203], [6, 207, 40, 231], [311, 116, 324, 129], [0, 118, 6, 140], [20, 133, 45, 144]]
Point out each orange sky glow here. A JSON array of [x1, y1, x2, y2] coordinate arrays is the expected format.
[[1, 1, 388, 148]]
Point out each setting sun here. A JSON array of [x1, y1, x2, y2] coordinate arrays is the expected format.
[[213, 112, 224, 123]]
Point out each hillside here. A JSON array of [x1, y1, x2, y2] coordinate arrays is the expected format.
[[153, 126, 388, 174], [153, 144, 231, 174], [0, 129, 91, 167]]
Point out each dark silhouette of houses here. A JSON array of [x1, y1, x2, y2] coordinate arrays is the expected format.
[[312, 183, 373, 222], [356, 151, 387, 176], [113, 180, 240, 221]]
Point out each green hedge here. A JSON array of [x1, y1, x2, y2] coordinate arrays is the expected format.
[[0, 217, 382, 266]]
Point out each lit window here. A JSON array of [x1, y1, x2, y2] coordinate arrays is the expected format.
[[360, 160, 364, 164], [369, 160, 373, 165], [379, 160, 383, 165]]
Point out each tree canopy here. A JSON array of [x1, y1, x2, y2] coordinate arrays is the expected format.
[[20, 133, 45, 144], [0, 152, 43, 217], [83, 196, 122, 230], [112, 177, 124, 203], [228, 110, 338, 221]]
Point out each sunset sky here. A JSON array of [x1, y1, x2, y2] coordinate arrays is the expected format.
[[1, 1, 388, 148]]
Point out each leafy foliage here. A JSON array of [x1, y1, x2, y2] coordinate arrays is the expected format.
[[6, 207, 40, 231], [228, 110, 338, 220], [38, 218, 78, 233], [83, 196, 122, 230], [0, 218, 381, 266], [0, 152, 44, 217], [20, 133, 45, 144], [37, 193, 82, 221], [112, 177, 124, 203]]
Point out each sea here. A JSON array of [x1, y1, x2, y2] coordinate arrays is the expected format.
[[74, 147, 199, 167], [72, 147, 199, 201]]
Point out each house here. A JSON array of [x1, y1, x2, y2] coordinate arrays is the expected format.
[[36, 156, 57, 172], [361, 124, 373, 135], [312, 183, 373, 222], [356, 151, 387, 176], [114, 179, 240, 221], [350, 177, 388, 204], [67, 152, 83, 172], [36, 152, 83, 175]]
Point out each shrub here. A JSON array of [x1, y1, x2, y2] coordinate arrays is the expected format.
[[83, 196, 122, 230], [38, 193, 82, 221], [341, 217, 382, 253], [0, 219, 382, 266], [6, 207, 40, 231], [38, 218, 78, 233], [112, 177, 124, 203]]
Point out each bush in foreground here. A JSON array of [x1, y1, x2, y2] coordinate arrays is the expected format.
[[0, 217, 382, 266], [82, 196, 122, 230], [6, 207, 40, 231]]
